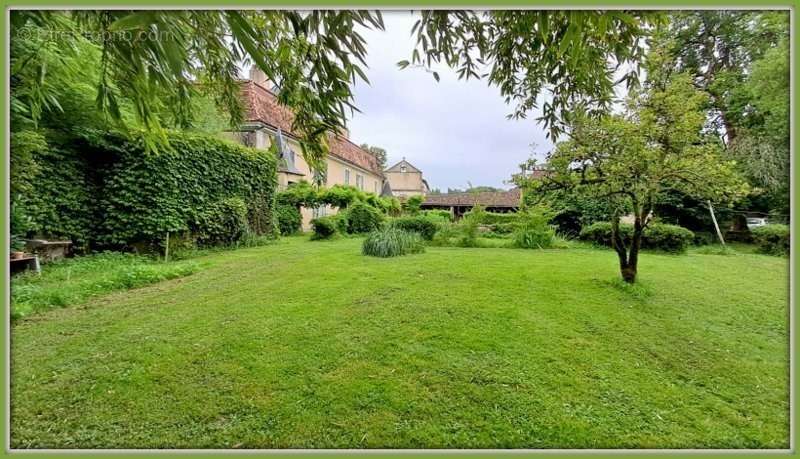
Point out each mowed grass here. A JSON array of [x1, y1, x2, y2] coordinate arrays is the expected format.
[[11, 237, 789, 448]]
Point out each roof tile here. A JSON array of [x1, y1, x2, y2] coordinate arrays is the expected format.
[[422, 189, 522, 208], [240, 81, 380, 175]]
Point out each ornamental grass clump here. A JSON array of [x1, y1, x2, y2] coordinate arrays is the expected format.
[[362, 227, 425, 258], [512, 207, 556, 249]]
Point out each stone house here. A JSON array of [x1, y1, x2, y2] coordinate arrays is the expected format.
[[228, 68, 384, 229], [383, 158, 430, 199]]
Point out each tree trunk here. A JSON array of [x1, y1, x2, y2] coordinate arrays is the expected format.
[[610, 213, 644, 284]]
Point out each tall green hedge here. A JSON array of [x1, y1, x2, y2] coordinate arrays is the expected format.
[[94, 133, 278, 248], [13, 139, 96, 249], [14, 131, 278, 251]]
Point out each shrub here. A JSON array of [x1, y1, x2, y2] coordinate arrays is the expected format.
[[362, 228, 425, 257], [310, 216, 340, 240], [192, 197, 250, 246], [645, 223, 695, 253], [389, 216, 439, 240], [420, 209, 452, 222], [320, 184, 365, 209], [478, 212, 518, 225], [277, 181, 320, 208], [402, 195, 423, 215], [751, 224, 789, 256], [275, 203, 302, 235], [345, 202, 384, 234], [579, 221, 694, 253], [456, 206, 485, 247], [512, 208, 556, 249], [579, 222, 631, 246], [693, 231, 715, 246]]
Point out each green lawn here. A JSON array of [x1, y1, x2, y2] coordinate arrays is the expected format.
[[11, 237, 789, 448]]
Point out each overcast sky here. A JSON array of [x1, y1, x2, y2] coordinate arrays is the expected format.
[[346, 12, 553, 192]]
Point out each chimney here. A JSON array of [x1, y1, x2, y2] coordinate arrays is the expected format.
[[249, 66, 272, 89]]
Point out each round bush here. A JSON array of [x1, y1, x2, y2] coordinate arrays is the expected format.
[[645, 223, 695, 252], [751, 224, 789, 256], [362, 227, 425, 257], [310, 216, 339, 240], [345, 202, 384, 234], [389, 216, 439, 240], [275, 203, 302, 235]]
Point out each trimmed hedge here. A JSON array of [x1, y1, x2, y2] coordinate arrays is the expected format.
[[751, 224, 789, 256], [480, 212, 519, 225], [362, 227, 425, 257], [13, 136, 95, 250], [580, 221, 695, 253], [389, 216, 439, 240]]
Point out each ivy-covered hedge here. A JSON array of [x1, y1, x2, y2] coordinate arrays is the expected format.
[[13, 131, 279, 251], [13, 137, 96, 250], [94, 133, 278, 248]]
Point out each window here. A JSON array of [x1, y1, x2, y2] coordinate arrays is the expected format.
[[374, 181, 378, 194], [344, 169, 350, 185], [356, 174, 364, 190], [400, 166, 407, 173], [312, 205, 327, 218]]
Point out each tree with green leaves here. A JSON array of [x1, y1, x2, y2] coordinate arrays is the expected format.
[[521, 74, 748, 283], [401, 11, 662, 140], [13, 10, 666, 171], [11, 10, 384, 172], [658, 11, 789, 216], [359, 143, 387, 170], [666, 11, 788, 145]]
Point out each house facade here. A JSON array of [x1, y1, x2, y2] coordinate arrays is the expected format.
[[228, 68, 384, 229], [383, 158, 429, 199]]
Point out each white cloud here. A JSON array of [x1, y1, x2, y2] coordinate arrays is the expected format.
[[347, 12, 553, 191]]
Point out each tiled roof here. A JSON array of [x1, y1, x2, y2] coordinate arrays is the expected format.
[[422, 188, 522, 208], [240, 81, 380, 175]]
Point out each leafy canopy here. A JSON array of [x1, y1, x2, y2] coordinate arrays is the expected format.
[[400, 11, 662, 140], [530, 73, 748, 219], [11, 10, 384, 170]]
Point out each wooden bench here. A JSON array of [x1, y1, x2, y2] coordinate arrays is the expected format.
[[10, 255, 40, 275]]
